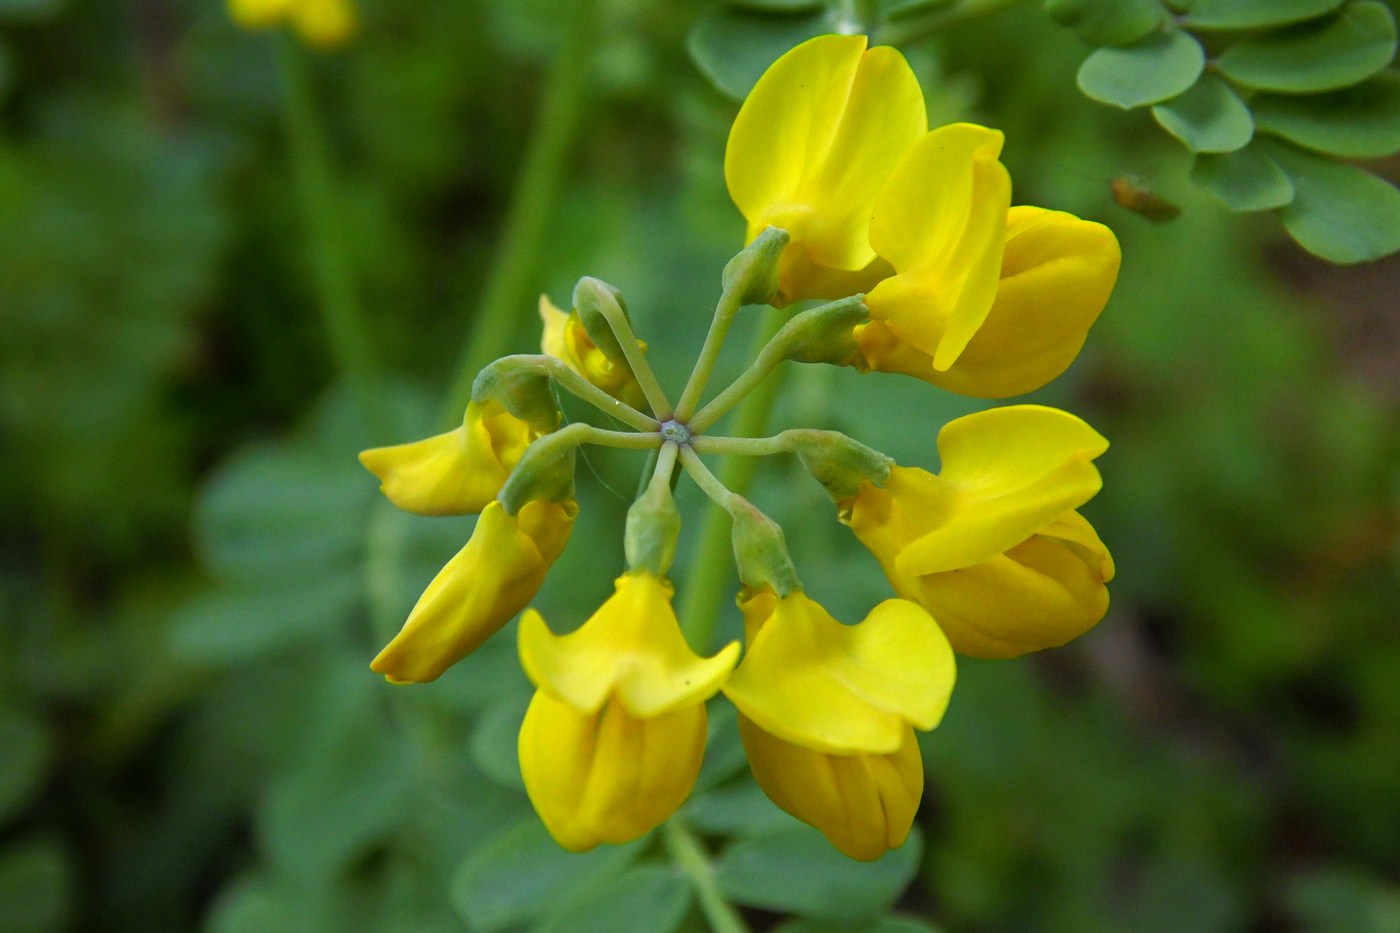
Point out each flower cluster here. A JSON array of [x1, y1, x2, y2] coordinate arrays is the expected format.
[[359, 35, 1120, 861]]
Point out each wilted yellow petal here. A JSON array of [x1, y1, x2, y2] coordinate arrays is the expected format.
[[723, 590, 954, 755], [518, 573, 739, 718], [358, 400, 536, 517], [865, 124, 1010, 370], [370, 498, 576, 684], [519, 691, 706, 851], [889, 405, 1107, 576], [740, 715, 922, 861], [725, 35, 926, 299]]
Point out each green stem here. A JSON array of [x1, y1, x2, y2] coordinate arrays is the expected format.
[[485, 355, 659, 432], [679, 446, 737, 510], [675, 287, 744, 422], [662, 820, 751, 933], [676, 308, 787, 652], [279, 37, 392, 440], [440, 0, 598, 427], [589, 293, 673, 420], [690, 433, 791, 457]]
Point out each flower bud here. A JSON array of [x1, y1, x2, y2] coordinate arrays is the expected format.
[[729, 497, 801, 597], [572, 277, 632, 364], [721, 226, 790, 306]]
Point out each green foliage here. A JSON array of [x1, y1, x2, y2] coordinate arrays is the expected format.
[[1076, 29, 1205, 108]]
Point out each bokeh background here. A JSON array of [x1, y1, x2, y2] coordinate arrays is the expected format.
[[2, 1, 1398, 931]]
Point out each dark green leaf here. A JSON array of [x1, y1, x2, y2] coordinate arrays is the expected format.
[[0, 836, 72, 933], [0, 712, 49, 823], [194, 441, 372, 582], [168, 573, 362, 665], [536, 865, 692, 933], [1152, 74, 1255, 151], [1214, 2, 1397, 93], [687, 8, 833, 100], [716, 825, 923, 924], [775, 917, 946, 933], [1265, 139, 1400, 262], [1045, 0, 1164, 47], [450, 820, 644, 932], [1077, 30, 1205, 108], [1182, 0, 1344, 30], [1190, 144, 1296, 211], [695, 699, 749, 791], [1253, 72, 1400, 157], [0, 0, 64, 21], [685, 778, 798, 837]]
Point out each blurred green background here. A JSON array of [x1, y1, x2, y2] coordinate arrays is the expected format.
[[2, 0, 1398, 931]]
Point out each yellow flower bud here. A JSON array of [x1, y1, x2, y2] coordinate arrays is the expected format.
[[738, 714, 923, 862], [517, 573, 740, 850], [358, 400, 538, 517], [539, 295, 649, 411], [723, 588, 953, 860], [844, 405, 1114, 657], [371, 498, 576, 684]]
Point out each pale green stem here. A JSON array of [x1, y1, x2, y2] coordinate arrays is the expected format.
[[679, 446, 737, 511], [662, 820, 751, 933], [590, 296, 673, 420], [674, 286, 744, 422], [440, 0, 598, 427], [279, 37, 392, 441], [545, 421, 664, 453], [488, 354, 659, 432], [676, 309, 787, 652], [651, 439, 680, 484], [690, 433, 792, 458]]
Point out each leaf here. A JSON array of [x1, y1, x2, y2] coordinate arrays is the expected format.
[[880, 0, 957, 20], [731, 0, 823, 10], [1214, 2, 1397, 93], [687, 8, 834, 100], [1190, 144, 1296, 211], [449, 819, 644, 932], [194, 441, 372, 583], [1077, 30, 1205, 109], [0, 712, 49, 823], [536, 865, 692, 933], [694, 698, 749, 791], [168, 573, 362, 665], [1252, 72, 1400, 157], [716, 825, 924, 924], [1265, 139, 1400, 263], [1182, 0, 1345, 30], [0, 835, 72, 933], [0, 0, 64, 21], [775, 917, 947, 933], [1044, 0, 1164, 47], [1152, 74, 1255, 152], [468, 696, 529, 790], [684, 778, 799, 837]]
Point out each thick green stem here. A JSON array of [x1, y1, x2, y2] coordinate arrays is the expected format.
[[586, 289, 673, 419], [676, 309, 787, 652], [279, 38, 392, 440], [662, 820, 751, 933], [679, 446, 737, 511], [440, 0, 597, 426]]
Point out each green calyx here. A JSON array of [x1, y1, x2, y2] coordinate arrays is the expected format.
[[471, 355, 563, 434], [771, 294, 868, 366], [728, 495, 801, 597], [625, 444, 683, 576], [787, 429, 892, 503], [721, 225, 790, 306], [572, 276, 633, 363], [497, 426, 582, 513]]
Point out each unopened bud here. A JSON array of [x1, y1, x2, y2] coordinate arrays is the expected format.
[[722, 226, 790, 306], [572, 277, 631, 363]]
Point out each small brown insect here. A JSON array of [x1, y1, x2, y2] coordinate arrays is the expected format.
[[1110, 176, 1182, 222]]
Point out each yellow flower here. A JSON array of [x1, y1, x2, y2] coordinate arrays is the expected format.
[[854, 205, 1121, 398], [358, 399, 542, 517], [539, 295, 649, 411], [371, 498, 577, 684], [843, 405, 1114, 658], [729, 36, 1118, 396], [228, 0, 357, 48], [725, 34, 927, 305], [517, 573, 740, 851], [723, 588, 954, 860]]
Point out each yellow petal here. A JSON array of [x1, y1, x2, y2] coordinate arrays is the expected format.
[[740, 715, 922, 861], [538, 294, 572, 362], [889, 405, 1108, 576], [726, 35, 927, 281], [539, 294, 649, 409], [893, 511, 1113, 657], [228, 0, 293, 27], [358, 400, 536, 516], [723, 591, 954, 755], [291, 0, 356, 47], [519, 691, 707, 851], [371, 498, 576, 684], [518, 573, 740, 718], [865, 124, 1011, 370]]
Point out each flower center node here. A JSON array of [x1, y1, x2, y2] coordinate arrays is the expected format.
[[659, 420, 693, 446]]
